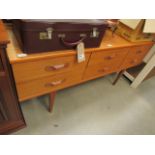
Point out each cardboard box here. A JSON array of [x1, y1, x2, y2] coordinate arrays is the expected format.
[[116, 19, 155, 42], [143, 19, 155, 33]]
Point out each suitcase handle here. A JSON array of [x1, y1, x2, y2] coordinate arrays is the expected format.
[[60, 35, 86, 47]]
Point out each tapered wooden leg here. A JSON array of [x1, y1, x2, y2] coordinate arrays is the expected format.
[[112, 70, 125, 85], [49, 91, 56, 112]]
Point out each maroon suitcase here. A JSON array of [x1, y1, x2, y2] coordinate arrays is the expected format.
[[13, 19, 108, 54]]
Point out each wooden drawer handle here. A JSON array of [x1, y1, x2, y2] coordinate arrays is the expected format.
[[130, 59, 138, 64], [98, 67, 109, 73], [136, 50, 142, 54], [105, 55, 116, 60], [45, 63, 69, 71], [45, 79, 66, 87]]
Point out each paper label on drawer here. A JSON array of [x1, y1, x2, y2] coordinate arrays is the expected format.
[[76, 42, 85, 63]]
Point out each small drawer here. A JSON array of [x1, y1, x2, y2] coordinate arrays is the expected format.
[[84, 64, 118, 80], [17, 71, 82, 101], [121, 45, 152, 69], [122, 57, 143, 69], [88, 48, 129, 67], [13, 54, 90, 83]]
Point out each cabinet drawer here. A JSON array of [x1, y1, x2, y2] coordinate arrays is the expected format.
[[17, 71, 82, 101], [88, 48, 129, 67], [13, 54, 90, 83], [84, 64, 118, 80], [121, 45, 152, 69]]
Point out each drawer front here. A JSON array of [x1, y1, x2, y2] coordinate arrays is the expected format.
[[17, 71, 82, 101], [83, 64, 118, 80], [121, 45, 152, 69], [13, 54, 90, 83], [88, 48, 129, 67]]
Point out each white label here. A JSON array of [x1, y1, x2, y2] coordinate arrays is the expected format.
[[76, 42, 85, 63], [16, 53, 28, 58]]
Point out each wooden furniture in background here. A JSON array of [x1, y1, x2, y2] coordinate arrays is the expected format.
[[4, 22, 154, 112], [0, 21, 25, 134]]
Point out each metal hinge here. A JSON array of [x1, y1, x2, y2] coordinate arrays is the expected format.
[[39, 27, 54, 40], [90, 27, 99, 38]]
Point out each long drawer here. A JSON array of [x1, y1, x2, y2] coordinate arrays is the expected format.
[[13, 53, 90, 83], [17, 71, 83, 101], [120, 45, 152, 69]]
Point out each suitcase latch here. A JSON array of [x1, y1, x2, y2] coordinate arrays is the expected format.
[[91, 27, 99, 38], [39, 27, 53, 40]]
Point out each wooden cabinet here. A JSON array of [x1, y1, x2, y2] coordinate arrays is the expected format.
[[0, 22, 25, 134], [0, 21, 153, 133], [6, 24, 154, 103], [0, 48, 25, 134]]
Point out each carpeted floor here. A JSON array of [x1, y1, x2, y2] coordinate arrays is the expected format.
[[13, 74, 155, 135]]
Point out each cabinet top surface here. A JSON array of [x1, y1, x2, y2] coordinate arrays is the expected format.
[[5, 24, 154, 64]]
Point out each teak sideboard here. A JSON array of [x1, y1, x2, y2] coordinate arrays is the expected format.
[[3, 21, 154, 112]]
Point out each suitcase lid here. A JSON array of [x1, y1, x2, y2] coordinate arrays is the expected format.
[[16, 19, 109, 31], [21, 19, 107, 25]]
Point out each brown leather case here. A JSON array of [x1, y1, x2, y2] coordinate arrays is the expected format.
[[13, 19, 108, 53]]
